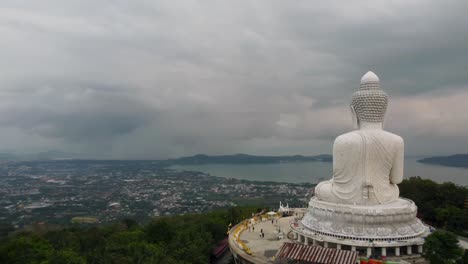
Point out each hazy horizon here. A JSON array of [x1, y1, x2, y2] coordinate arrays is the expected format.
[[0, 150, 454, 161], [1, 1, 468, 159]]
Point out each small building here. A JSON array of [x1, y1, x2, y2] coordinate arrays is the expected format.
[[278, 201, 292, 216]]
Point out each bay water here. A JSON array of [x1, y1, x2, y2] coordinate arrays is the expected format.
[[171, 157, 468, 186]]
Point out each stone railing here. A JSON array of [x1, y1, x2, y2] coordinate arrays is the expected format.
[[231, 220, 253, 255], [228, 210, 273, 264]]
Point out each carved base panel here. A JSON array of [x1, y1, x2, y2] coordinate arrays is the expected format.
[[301, 197, 427, 240]]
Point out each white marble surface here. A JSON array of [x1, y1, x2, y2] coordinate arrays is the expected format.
[[302, 71, 428, 248], [302, 197, 427, 239], [315, 71, 403, 205], [361, 71, 379, 83]]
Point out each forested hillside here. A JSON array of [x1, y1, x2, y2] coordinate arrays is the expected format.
[[399, 177, 468, 234], [0, 206, 260, 264]]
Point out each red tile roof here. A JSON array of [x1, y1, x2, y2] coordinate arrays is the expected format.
[[277, 242, 358, 264]]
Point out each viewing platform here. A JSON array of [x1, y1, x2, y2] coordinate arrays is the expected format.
[[228, 208, 428, 264], [228, 208, 305, 263]]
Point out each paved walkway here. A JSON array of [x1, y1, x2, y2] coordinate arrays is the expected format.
[[239, 216, 296, 262]]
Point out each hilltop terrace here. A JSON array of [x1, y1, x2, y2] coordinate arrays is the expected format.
[[228, 208, 427, 264]]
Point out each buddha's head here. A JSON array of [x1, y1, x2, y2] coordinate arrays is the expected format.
[[351, 71, 388, 128]]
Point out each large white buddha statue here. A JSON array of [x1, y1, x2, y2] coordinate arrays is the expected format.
[[315, 71, 404, 205]]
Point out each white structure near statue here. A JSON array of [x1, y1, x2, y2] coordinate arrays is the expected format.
[[291, 71, 430, 258], [278, 201, 292, 216]]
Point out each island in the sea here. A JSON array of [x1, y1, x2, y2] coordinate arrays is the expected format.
[[418, 154, 468, 168], [165, 153, 332, 165]]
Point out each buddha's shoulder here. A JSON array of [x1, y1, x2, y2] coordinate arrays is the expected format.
[[334, 131, 404, 145], [380, 131, 404, 144], [334, 131, 363, 145]]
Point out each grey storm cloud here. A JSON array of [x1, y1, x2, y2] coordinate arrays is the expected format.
[[0, 0, 468, 158], [0, 82, 153, 141]]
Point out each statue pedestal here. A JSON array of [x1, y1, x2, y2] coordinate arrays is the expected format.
[[301, 197, 427, 240], [291, 196, 429, 258]]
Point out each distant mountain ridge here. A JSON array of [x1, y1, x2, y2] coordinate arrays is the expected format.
[[418, 154, 468, 168], [0, 152, 333, 164], [167, 153, 332, 165], [0, 151, 83, 161]]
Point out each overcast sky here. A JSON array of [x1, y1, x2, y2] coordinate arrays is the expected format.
[[0, 0, 467, 159]]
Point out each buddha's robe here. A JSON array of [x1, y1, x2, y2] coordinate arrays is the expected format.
[[315, 130, 404, 205]]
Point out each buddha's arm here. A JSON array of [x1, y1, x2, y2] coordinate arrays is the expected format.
[[331, 135, 347, 179], [390, 138, 404, 184]]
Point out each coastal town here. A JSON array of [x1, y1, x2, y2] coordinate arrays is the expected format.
[[0, 160, 314, 228]]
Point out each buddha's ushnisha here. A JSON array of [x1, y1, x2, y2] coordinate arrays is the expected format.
[[315, 71, 404, 205]]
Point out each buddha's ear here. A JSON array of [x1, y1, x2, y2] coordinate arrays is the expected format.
[[350, 105, 358, 129]]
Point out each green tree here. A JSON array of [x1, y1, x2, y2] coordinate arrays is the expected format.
[[125, 242, 169, 264], [104, 230, 146, 264], [461, 249, 468, 264], [75, 227, 108, 264], [44, 230, 80, 251], [145, 219, 175, 244], [423, 231, 463, 264], [122, 218, 139, 230], [0, 223, 14, 239], [169, 227, 212, 264], [0, 235, 53, 264], [49, 249, 86, 264], [437, 182, 466, 208], [399, 177, 468, 228], [435, 206, 467, 232]]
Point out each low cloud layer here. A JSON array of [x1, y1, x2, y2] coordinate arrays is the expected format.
[[0, 1, 467, 158]]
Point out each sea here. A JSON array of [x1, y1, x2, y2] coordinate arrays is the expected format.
[[171, 157, 468, 186]]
